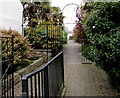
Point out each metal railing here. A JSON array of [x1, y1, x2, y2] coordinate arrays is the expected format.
[[22, 51, 64, 97], [0, 36, 14, 97]]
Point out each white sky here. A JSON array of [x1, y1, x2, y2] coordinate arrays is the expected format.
[[0, 0, 83, 33], [0, 0, 23, 33], [50, 0, 83, 31]]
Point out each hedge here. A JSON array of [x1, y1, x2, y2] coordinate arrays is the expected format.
[[82, 2, 120, 94]]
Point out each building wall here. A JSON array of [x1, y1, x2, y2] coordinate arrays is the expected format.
[[0, 0, 23, 33]]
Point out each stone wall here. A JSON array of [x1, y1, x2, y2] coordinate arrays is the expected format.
[[14, 55, 51, 96]]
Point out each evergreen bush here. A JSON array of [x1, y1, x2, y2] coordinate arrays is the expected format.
[[1, 29, 32, 71], [82, 2, 120, 94]]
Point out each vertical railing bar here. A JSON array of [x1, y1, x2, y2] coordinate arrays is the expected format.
[[59, 56, 62, 93], [61, 24, 63, 50], [51, 24, 53, 54], [85, 49, 86, 63], [7, 74, 8, 97], [55, 24, 57, 55], [53, 61, 55, 96], [28, 78, 29, 97], [56, 24, 58, 54], [59, 23, 61, 50], [52, 24, 55, 57], [83, 42, 85, 64], [51, 24, 52, 50], [59, 24, 60, 50], [6, 38, 9, 97], [6, 38, 8, 65], [59, 24, 63, 50], [51, 61, 55, 96], [84, 42, 85, 63], [22, 79, 28, 98], [49, 24, 51, 56], [2, 75, 3, 97], [41, 71, 44, 98], [5, 37, 8, 98], [85, 43, 86, 63], [84, 43, 85, 63], [46, 25, 49, 62], [59, 56, 62, 94], [52, 24, 53, 56], [84, 43, 86, 63], [44, 67, 49, 98], [48, 64, 51, 96], [54, 61, 57, 96], [2, 78, 4, 97], [83, 42, 84, 63], [34, 74, 37, 98], [9, 73, 11, 97], [82, 42, 84, 63], [30, 76, 33, 98], [61, 52, 64, 87], [4, 75, 6, 97], [11, 36, 14, 97], [38, 73, 40, 98], [85, 42, 88, 63], [53, 24, 54, 56], [58, 23, 60, 49], [55, 59, 58, 95], [55, 23, 56, 48], [54, 24, 56, 55], [43, 21, 45, 62]]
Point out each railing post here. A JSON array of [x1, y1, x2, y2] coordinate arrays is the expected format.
[[44, 67, 49, 98], [11, 36, 14, 97], [61, 52, 64, 87], [22, 79, 28, 98], [0, 36, 2, 98]]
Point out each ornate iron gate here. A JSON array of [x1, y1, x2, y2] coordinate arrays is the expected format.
[[0, 36, 14, 97], [22, 2, 63, 60]]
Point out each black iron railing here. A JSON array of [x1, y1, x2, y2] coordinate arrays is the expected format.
[[22, 51, 64, 97], [23, 3, 63, 59], [0, 36, 14, 97]]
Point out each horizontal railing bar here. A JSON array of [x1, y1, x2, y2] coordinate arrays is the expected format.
[[22, 51, 63, 80]]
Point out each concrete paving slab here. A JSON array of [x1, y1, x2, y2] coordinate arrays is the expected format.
[[63, 40, 116, 96]]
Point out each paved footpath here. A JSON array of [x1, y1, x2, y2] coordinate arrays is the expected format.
[[63, 40, 116, 96]]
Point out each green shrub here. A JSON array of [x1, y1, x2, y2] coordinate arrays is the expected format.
[[25, 27, 46, 49], [82, 2, 120, 93], [62, 30, 68, 44], [25, 25, 62, 52], [1, 29, 32, 71]]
